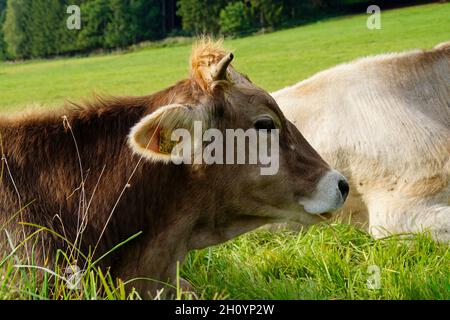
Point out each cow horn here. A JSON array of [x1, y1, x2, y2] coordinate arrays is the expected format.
[[212, 52, 234, 81]]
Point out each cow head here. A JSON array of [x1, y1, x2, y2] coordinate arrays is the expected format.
[[128, 40, 348, 248]]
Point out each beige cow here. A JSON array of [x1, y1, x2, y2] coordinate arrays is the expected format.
[[272, 42, 450, 241]]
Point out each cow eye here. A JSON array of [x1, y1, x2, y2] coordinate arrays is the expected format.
[[254, 116, 276, 131]]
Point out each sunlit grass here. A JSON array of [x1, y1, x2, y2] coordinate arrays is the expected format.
[[183, 225, 450, 300], [1, 224, 447, 300]]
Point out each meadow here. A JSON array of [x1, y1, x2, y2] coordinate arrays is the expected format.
[[0, 3, 449, 299]]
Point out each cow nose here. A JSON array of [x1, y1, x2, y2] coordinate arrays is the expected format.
[[338, 179, 349, 201]]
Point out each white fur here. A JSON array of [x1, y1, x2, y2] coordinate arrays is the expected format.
[[273, 43, 450, 241], [300, 170, 347, 214]]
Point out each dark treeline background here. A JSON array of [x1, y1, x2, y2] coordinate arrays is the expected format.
[[0, 0, 441, 60]]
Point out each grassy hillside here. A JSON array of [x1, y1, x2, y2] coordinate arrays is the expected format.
[[0, 3, 449, 111], [0, 3, 449, 300]]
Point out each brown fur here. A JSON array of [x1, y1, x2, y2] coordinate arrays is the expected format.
[[0, 41, 331, 297]]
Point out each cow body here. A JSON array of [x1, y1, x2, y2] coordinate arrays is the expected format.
[[273, 42, 450, 241], [0, 41, 348, 297], [0, 94, 193, 294]]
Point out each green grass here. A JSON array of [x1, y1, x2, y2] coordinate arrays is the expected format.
[[1, 225, 449, 300], [0, 3, 449, 111], [183, 226, 450, 300], [0, 3, 449, 300]]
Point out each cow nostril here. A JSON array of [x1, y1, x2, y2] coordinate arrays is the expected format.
[[338, 179, 349, 201]]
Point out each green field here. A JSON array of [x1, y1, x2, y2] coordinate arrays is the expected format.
[[1, 3, 450, 111], [1, 3, 449, 300]]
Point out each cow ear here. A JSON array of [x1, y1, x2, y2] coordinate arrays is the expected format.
[[128, 104, 206, 163]]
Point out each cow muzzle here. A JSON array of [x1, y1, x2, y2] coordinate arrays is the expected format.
[[299, 170, 349, 215]]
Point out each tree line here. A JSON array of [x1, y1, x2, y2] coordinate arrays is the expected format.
[[0, 0, 174, 60], [0, 0, 437, 60]]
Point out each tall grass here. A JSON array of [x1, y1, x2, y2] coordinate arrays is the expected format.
[[0, 224, 199, 300], [2, 222, 447, 300]]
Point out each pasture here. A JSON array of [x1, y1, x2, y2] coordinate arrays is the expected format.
[[0, 3, 449, 300]]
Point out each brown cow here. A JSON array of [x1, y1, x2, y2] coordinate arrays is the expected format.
[[0, 40, 348, 298]]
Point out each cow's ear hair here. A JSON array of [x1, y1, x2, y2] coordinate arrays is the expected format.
[[128, 104, 206, 163]]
